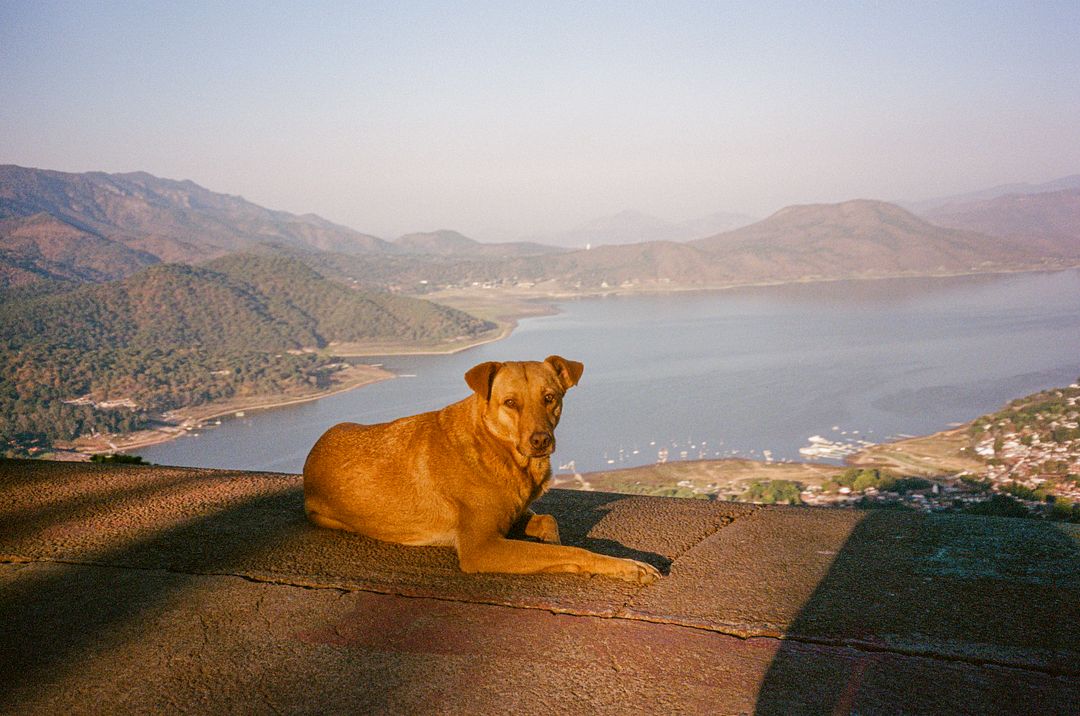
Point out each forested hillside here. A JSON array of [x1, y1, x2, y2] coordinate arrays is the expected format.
[[0, 254, 493, 447]]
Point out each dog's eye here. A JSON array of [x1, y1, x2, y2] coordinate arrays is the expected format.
[[503, 398, 517, 409], [543, 394, 556, 404]]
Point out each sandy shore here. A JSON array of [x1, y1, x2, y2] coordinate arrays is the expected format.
[[67, 363, 395, 456]]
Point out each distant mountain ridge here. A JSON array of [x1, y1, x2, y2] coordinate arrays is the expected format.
[[541, 209, 757, 248], [2, 164, 1078, 295], [394, 229, 563, 258], [905, 174, 1080, 214], [921, 188, 1080, 254], [0, 212, 159, 285], [475, 199, 1071, 291], [688, 199, 1038, 276], [0, 165, 393, 286], [273, 197, 1080, 293]]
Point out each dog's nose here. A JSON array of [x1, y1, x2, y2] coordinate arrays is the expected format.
[[529, 431, 553, 452]]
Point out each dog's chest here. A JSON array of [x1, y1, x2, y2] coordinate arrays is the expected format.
[[494, 455, 551, 512], [522, 457, 552, 505]]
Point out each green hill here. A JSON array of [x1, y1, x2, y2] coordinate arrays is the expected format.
[[204, 253, 491, 343], [0, 254, 493, 447]]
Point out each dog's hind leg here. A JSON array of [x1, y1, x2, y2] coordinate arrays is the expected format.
[[305, 508, 355, 532]]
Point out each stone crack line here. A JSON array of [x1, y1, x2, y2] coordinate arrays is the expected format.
[[664, 507, 759, 571], [7, 555, 1076, 680]]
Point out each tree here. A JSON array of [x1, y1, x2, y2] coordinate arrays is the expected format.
[[741, 480, 803, 505], [963, 494, 1030, 519]]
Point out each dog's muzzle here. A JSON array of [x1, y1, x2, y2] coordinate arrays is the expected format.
[[527, 431, 554, 457]]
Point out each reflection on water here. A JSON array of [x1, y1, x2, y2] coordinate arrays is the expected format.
[[137, 270, 1080, 474]]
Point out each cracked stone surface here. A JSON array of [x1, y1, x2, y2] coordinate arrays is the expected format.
[[2, 459, 1078, 714]]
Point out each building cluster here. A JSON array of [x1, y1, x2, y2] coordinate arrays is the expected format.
[[805, 383, 1080, 516], [798, 479, 990, 512], [971, 384, 1080, 499]]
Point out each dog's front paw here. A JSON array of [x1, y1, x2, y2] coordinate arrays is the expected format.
[[606, 557, 662, 585], [525, 513, 561, 544]]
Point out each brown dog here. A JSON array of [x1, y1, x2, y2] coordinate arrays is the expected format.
[[302, 355, 660, 584]]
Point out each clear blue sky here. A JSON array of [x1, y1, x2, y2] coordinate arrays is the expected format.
[[2, 1, 1079, 239]]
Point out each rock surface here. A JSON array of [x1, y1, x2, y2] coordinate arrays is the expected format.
[[1, 459, 1077, 714]]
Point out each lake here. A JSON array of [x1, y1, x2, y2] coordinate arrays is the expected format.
[[136, 269, 1080, 474]]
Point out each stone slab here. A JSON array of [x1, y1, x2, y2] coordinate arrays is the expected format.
[[2, 459, 1078, 714], [3, 562, 1076, 715]]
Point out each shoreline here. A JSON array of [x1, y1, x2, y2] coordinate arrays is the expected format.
[[58, 305, 545, 460], [567, 424, 984, 498], [67, 364, 396, 457], [480, 262, 1080, 302], [62, 299, 548, 458]]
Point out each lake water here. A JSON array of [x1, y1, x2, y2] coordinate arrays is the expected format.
[[136, 270, 1080, 474]]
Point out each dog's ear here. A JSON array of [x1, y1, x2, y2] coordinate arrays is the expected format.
[[545, 355, 584, 390], [465, 361, 503, 400]]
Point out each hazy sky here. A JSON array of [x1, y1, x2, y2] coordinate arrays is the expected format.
[[2, 1, 1079, 240]]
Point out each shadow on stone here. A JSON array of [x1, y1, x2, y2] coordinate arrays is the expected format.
[[0, 481, 308, 706], [529, 489, 673, 572], [753, 509, 1080, 715]]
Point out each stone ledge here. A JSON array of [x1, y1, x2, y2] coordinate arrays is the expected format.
[[1, 459, 1078, 714]]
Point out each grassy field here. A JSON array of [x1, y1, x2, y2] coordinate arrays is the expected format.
[[566, 458, 847, 499], [846, 427, 984, 476]]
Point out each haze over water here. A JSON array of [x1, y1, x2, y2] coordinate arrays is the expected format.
[[137, 270, 1080, 474]]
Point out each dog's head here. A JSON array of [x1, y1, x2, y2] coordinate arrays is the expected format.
[[465, 355, 584, 460]]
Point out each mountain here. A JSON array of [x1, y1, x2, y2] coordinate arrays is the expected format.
[[542, 209, 757, 248], [0, 165, 394, 285], [553, 210, 689, 247], [394, 229, 563, 258], [300, 199, 1076, 293], [4, 164, 1075, 297], [676, 210, 759, 240], [203, 253, 493, 343], [0, 253, 494, 443], [905, 174, 1080, 214], [0, 212, 159, 286], [473, 199, 1069, 292], [689, 200, 1046, 279], [920, 188, 1080, 254]]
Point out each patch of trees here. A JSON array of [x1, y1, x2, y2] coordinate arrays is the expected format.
[[0, 253, 494, 446], [740, 479, 803, 505], [90, 453, 149, 464], [1, 401, 144, 446], [968, 381, 1080, 448], [820, 468, 925, 495], [963, 494, 1032, 519], [960, 485, 1079, 523]]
